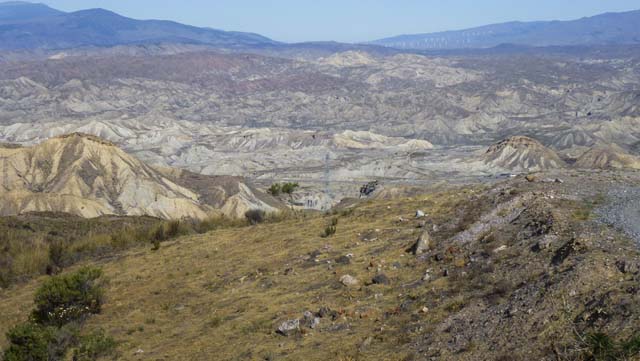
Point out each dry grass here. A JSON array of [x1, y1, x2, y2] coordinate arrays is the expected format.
[[0, 189, 470, 360]]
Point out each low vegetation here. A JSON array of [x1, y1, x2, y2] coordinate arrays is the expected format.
[[1, 178, 638, 360], [267, 182, 299, 196], [0, 212, 289, 288], [2, 267, 114, 361]]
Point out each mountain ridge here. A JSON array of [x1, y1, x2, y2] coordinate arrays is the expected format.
[[0, 1, 278, 50], [371, 9, 640, 50]]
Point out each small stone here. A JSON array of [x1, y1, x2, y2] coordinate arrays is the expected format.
[[415, 210, 426, 218], [340, 275, 359, 287], [422, 271, 432, 281], [493, 245, 508, 253], [525, 174, 537, 182], [318, 306, 338, 320], [135, 349, 144, 355], [371, 273, 390, 285], [277, 319, 300, 336], [411, 230, 431, 255], [302, 311, 320, 329], [336, 255, 351, 265], [421, 306, 429, 313], [310, 317, 320, 329]]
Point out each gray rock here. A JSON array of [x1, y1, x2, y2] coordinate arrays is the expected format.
[[416, 210, 426, 218], [340, 274, 359, 287], [412, 230, 431, 255], [276, 319, 300, 336]]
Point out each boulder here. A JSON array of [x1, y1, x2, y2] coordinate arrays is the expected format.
[[276, 319, 300, 336], [411, 230, 431, 255], [340, 274, 359, 287]]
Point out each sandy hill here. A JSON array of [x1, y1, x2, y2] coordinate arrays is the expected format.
[[575, 143, 640, 170], [0, 133, 279, 219], [484, 135, 566, 172]]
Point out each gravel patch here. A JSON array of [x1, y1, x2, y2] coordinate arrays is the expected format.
[[596, 187, 640, 243]]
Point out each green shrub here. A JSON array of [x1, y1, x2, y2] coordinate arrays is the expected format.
[[245, 210, 265, 225], [31, 267, 105, 327], [268, 182, 299, 196], [581, 332, 640, 361], [72, 329, 117, 361], [3, 323, 55, 361], [321, 225, 336, 238], [268, 183, 282, 196], [281, 182, 299, 195]]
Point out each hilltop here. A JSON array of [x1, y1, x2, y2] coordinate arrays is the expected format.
[[0, 133, 280, 219]]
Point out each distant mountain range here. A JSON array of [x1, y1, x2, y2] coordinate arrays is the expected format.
[[371, 10, 640, 50], [0, 1, 277, 50], [1, 2, 639, 52]]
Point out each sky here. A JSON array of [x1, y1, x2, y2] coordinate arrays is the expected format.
[[41, 0, 640, 43]]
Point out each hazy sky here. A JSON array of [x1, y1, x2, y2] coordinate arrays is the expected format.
[[42, 0, 640, 43]]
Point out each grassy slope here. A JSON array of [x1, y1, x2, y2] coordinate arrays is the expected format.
[[1, 175, 639, 360]]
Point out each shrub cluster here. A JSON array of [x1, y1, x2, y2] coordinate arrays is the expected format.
[[267, 182, 299, 196], [2, 267, 115, 361]]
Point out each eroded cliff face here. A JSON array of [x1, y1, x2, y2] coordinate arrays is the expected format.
[[0, 133, 281, 219]]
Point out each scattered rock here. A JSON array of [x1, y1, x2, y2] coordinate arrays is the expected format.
[[532, 234, 558, 252], [416, 210, 426, 218], [277, 319, 300, 336], [302, 311, 321, 329], [336, 255, 351, 265], [410, 230, 431, 255], [417, 220, 427, 228], [616, 260, 640, 274], [525, 174, 537, 182], [318, 306, 339, 320], [493, 245, 508, 253], [422, 270, 432, 281], [340, 274, 359, 287], [359, 336, 373, 351], [371, 273, 390, 285]]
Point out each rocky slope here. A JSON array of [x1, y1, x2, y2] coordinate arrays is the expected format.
[[0, 133, 279, 219], [483, 136, 566, 172], [2, 170, 639, 360]]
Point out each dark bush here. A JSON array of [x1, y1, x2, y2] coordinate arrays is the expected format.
[[31, 267, 105, 327], [321, 225, 336, 238], [245, 210, 265, 225], [3, 323, 55, 361], [268, 183, 281, 196], [281, 182, 299, 195]]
